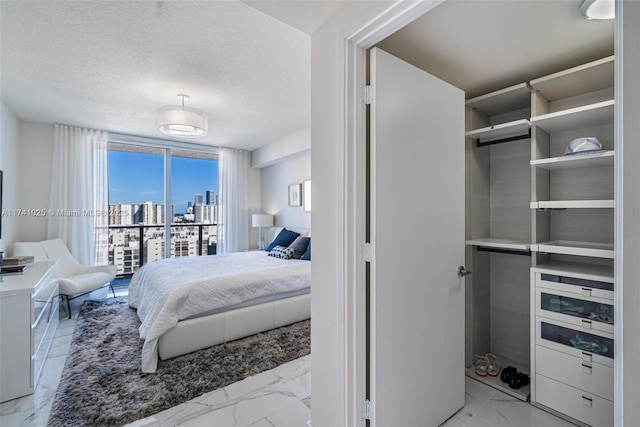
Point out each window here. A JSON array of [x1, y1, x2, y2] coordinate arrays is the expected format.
[[108, 142, 218, 276]]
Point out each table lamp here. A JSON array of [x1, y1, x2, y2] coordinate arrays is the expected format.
[[252, 214, 274, 250]]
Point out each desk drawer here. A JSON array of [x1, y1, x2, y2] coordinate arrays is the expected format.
[[536, 374, 613, 427], [536, 345, 613, 401]]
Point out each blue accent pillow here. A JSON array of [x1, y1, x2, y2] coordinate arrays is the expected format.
[[268, 245, 296, 260], [301, 239, 311, 260], [288, 236, 310, 259], [265, 228, 300, 252]]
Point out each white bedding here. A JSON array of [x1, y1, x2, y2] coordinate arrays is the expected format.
[[128, 251, 311, 372]]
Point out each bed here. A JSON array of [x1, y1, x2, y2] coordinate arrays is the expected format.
[[128, 230, 311, 373]]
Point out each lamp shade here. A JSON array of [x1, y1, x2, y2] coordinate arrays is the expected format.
[[252, 214, 274, 228], [158, 105, 208, 138]]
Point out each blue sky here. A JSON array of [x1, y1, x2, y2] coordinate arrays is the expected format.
[[108, 151, 218, 214]]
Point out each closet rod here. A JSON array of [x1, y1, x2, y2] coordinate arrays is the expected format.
[[476, 246, 531, 256], [476, 129, 531, 147]]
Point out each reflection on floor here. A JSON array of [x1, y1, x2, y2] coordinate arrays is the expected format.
[[0, 283, 574, 427]]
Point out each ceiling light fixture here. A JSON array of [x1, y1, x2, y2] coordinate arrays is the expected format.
[[579, 0, 615, 20], [158, 94, 208, 138]]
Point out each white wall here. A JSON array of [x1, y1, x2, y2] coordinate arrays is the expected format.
[[0, 102, 20, 254], [310, 3, 392, 426], [251, 127, 310, 247], [251, 127, 310, 168], [17, 121, 54, 244], [261, 154, 310, 229]]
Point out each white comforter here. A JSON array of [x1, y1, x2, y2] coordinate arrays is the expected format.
[[128, 251, 311, 372]]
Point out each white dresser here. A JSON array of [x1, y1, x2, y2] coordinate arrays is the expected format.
[[0, 260, 59, 403], [530, 263, 614, 426]]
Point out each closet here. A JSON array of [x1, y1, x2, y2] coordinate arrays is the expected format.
[[375, 2, 615, 425], [467, 56, 615, 425]]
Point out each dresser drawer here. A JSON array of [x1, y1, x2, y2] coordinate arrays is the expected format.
[[33, 299, 59, 388], [535, 272, 613, 301], [536, 374, 613, 427], [535, 345, 613, 401], [536, 287, 614, 334], [536, 317, 613, 367], [32, 283, 58, 355], [32, 269, 58, 325]]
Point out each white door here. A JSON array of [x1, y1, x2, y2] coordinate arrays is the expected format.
[[369, 47, 465, 426]]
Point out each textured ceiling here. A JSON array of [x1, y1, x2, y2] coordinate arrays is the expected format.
[[1, 1, 615, 151], [0, 1, 311, 150], [377, 0, 614, 99]]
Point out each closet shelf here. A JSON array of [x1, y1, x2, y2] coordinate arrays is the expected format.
[[466, 238, 530, 251], [466, 82, 531, 116], [531, 241, 614, 259], [466, 119, 531, 145], [530, 150, 614, 170], [530, 200, 614, 209], [530, 56, 614, 101], [530, 100, 614, 133]]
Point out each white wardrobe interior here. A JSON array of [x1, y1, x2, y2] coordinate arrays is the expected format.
[[376, 0, 615, 422]]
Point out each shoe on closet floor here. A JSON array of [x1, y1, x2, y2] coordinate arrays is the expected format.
[[474, 355, 489, 376], [500, 365, 517, 383]]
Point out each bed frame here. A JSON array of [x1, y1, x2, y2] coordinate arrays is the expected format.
[[158, 293, 310, 360]]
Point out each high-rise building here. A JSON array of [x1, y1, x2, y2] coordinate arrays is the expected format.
[[194, 203, 217, 224], [206, 190, 216, 205], [194, 194, 203, 205]]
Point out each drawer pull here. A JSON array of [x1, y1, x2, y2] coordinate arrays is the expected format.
[[581, 287, 592, 297], [582, 363, 593, 374], [581, 319, 593, 328], [582, 395, 593, 407], [581, 351, 592, 361]]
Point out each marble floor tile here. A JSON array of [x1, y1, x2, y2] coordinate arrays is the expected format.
[[0, 291, 576, 427], [441, 377, 577, 427], [133, 359, 313, 427]]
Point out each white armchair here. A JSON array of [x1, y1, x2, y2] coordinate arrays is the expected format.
[[13, 238, 116, 318]]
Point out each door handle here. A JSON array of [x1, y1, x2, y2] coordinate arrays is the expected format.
[[458, 266, 472, 277]]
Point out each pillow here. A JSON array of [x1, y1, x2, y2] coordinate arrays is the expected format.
[[288, 236, 310, 259], [266, 228, 300, 252], [268, 245, 296, 260], [301, 239, 311, 260]]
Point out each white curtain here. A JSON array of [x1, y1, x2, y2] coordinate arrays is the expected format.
[[217, 147, 250, 253], [47, 125, 109, 265]]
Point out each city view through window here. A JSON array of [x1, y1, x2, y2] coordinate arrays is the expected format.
[[108, 144, 218, 276]]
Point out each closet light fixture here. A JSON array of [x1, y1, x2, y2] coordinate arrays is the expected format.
[[158, 94, 208, 138], [579, 0, 615, 20]]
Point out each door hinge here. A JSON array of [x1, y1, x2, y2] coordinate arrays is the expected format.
[[364, 85, 374, 105], [362, 399, 373, 421], [364, 242, 375, 263]]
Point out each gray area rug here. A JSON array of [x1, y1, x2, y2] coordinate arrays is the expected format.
[[47, 297, 310, 427]]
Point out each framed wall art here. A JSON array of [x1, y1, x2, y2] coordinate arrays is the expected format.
[[288, 183, 302, 206]]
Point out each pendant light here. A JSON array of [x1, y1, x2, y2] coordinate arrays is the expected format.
[[579, 0, 615, 20], [158, 94, 208, 138]]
